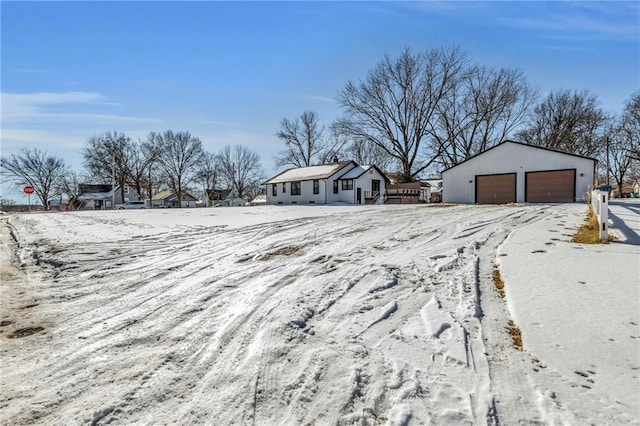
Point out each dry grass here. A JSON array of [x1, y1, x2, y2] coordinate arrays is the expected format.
[[571, 205, 615, 244], [492, 265, 522, 350], [343, 227, 367, 236], [507, 320, 523, 351], [492, 265, 505, 298], [7, 326, 45, 339], [259, 245, 302, 261], [426, 203, 455, 208]]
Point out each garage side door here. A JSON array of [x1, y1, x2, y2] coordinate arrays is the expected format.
[[526, 169, 575, 203], [476, 173, 516, 204]]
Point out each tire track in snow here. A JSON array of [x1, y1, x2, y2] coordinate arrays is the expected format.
[[3, 204, 573, 425]]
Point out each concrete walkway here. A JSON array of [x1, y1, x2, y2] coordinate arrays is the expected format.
[[499, 203, 640, 421], [609, 199, 640, 245]]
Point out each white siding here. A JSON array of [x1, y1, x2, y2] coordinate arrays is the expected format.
[[266, 180, 326, 204], [352, 168, 388, 204], [326, 177, 342, 203], [266, 163, 357, 205], [443, 142, 595, 204]]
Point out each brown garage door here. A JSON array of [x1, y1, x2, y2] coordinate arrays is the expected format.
[[526, 169, 575, 203], [476, 173, 516, 204]]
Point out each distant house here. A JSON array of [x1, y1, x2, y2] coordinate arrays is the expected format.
[[420, 181, 432, 203], [385, 172, 403, 185], [207, 188, 232, 204], [424, 179, 443, 203], [78, 184, 141, 210], [264, 161, 388, 205], [611, 182, 636, 198], [249, 194, 267, 206], [152, 189, 198, 208]]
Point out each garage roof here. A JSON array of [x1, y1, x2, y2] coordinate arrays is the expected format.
[[442, 140, 597, 172]]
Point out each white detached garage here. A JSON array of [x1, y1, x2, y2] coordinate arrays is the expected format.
[[442, 141, 597, 204]]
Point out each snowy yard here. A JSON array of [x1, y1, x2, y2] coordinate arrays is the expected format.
[[1, 203, 638, 425]]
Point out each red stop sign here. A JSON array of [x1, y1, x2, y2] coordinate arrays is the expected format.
[[23, 186, 35, 195]]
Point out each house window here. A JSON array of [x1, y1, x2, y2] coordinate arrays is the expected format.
[[272, 184, 277, 196], [333, 180, 339, 194], [342, 180, 353, 190], [291, 181, 301, 195], [282, 183, 286, 193], [124, 186, 130, 194], [313, 180, 319, 195]]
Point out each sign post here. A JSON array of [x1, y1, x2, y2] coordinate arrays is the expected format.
[[23, 185, 35, 211]]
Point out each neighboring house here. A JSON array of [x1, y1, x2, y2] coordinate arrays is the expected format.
[[152, 189, 198, 208], [78, 184, 141, 210], [424, 179, 442, 203], [611, 182, 636, 198], [207, 188, 232, 203], [420, 181, 431, 203], [264, 161, 389, 205], [442, 140, 597, 204], [249, 194, 267, 206], [385, 172, 404, 185], [633, 181, 640, 197], [220, 191, 248, 207]]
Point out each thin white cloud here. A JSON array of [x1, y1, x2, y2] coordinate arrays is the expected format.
[[500, 2, 639, 41], [1, 91, 160, 124], [513, 15, 639, 40], [4, 91, 106, 105], [1, 128, 86, 150], [300, 95, 336, 104]]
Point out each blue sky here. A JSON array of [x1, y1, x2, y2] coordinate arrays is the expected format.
[[1, 1, 639, 200]]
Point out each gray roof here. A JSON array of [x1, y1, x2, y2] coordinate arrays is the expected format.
[[264, 161, 356, 184]]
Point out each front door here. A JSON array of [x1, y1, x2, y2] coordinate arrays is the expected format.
[[357, 188, 361, 204], [372, 180, 380, 193]]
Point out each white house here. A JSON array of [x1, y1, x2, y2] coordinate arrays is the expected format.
[[264, 161, 389, 205], [442, 140, 597, 204], [78, 184, 141, 210], [152, 189, 198, 208]]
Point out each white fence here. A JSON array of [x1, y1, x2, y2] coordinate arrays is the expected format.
[[591, 189, 609, 240]]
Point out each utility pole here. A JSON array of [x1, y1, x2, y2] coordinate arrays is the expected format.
[[605, 135, 610, 186]]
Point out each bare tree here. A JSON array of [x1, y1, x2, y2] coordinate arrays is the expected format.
[[433, 66, 537, 168], [129, 138, 160, 201], [516, 89, 607, 157], [58, 170, 85, 210], [218, 145, 264, 199], [622, 91, 640, 161], [336, 46, 467, 182], [275, 111, 325, 167], [149, 130, 204, 207], [0, 198, 16, 212], [317, 124, 350, 165], [606, 92, 640, 194], [0, 148, 66, 209], [346, 138, 396, 171], [607, 125, 634, 196], [83, 130, 134, 205], [196, 151, 220, 204]]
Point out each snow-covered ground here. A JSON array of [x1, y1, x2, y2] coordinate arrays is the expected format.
[[0, 203, 638, 425]]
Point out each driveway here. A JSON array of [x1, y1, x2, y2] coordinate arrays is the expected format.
[[609, 199, 640, 244]]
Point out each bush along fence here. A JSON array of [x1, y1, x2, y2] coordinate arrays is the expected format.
[[591, 189, 609, 241]]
